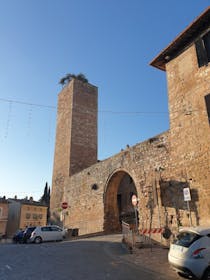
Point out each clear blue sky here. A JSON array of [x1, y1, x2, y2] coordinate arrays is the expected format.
[[0, 1, 209, 200]]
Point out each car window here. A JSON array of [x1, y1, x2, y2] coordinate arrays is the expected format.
[[25, 227, 36, 233], [41, 227, 51, 232], [51, 226, 62, 232], [173, 231, 202, 248]]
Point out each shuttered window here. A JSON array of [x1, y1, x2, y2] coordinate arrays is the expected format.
[[205, 94, 210, 125], [195, 31, 210, 67]]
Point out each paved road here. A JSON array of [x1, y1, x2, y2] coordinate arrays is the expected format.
[[0, 234, 175, 280]]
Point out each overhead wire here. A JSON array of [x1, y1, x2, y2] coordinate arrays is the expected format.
[[0, 97, 168, 115], [0, 97, 206, 116]]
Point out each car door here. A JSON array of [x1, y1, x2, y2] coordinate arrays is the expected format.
[[51, 226, 62, 241], [41, 226, 52, 241]]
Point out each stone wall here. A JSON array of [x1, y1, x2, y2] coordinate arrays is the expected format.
[[166, 44, 210, 226], [63, 132, 170, 235]]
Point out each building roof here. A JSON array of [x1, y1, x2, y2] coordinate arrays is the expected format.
[[0, 197, 9, 204], [8, 198, 48, 207], [150, 7, 210, 71]]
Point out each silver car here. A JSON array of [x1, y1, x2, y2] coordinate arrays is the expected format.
[[29, 225, 66, 244], [168, 226, 210, 279]]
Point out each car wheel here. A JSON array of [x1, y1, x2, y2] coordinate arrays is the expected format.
[[34, 236, 42, 244], [203, 268, 210, 280]]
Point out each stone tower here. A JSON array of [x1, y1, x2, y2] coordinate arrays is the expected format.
[[50, 78, 98, 217]]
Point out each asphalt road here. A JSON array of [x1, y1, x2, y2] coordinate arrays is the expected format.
[[0, 234, 172, 280]]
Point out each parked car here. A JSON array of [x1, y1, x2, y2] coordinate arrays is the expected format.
[[29, 225, 66, 244], [168, 226, 210, 279], [22, 226, 36, 243], [13, 229, 24, 243]]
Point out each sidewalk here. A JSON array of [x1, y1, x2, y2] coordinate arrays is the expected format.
[[122, 243, 180, 279], [88, 234, 179, 279], [0, 238, 12, 244]]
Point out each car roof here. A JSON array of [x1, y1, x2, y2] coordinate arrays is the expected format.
[[179, 226, 210, 235]]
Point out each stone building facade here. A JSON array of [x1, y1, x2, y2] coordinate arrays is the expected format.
[[51, 8, 210, 237]]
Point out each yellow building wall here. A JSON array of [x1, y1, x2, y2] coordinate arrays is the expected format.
[[0, 202, 9, 236], [19, 204, 47, 229]]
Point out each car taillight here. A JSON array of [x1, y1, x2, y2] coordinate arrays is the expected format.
[[192, 248, 206, 258]]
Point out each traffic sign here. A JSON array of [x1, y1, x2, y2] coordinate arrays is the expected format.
[[131, 194, 138, 206], [183, 187, 191, 201], [61, 202, 68, 209]]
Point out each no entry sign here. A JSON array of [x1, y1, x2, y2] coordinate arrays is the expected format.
[[61, 202, 68, 209]]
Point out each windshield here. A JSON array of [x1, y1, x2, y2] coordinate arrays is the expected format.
[[173, 231, 202, 248]]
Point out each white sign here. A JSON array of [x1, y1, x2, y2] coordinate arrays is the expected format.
[[183, 187, 191, 201], [132, 194, 138, 206]]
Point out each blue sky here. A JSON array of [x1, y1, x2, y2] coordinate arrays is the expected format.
[[0, 1, 209, 200]]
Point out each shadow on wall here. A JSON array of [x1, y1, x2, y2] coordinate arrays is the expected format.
[[159, 180, 199, 227]]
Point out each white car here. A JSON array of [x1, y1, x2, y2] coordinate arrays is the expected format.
[[29, 225, 66, 244], [168, 226, 210, 279]]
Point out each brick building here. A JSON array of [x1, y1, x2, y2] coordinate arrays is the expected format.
[[51, 8, 210, 237]]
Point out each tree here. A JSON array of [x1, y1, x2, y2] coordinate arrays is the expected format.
[[40, 182, 50, 205], [40, 182, 50, 222]]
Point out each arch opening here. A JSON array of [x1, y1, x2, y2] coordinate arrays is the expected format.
[[104, 171, 138, 233]]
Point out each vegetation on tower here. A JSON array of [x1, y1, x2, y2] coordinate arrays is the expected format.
[[59, 73, 88, 87]]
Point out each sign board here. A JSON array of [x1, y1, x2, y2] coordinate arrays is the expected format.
[[131, 194, 138, 206], [61, 202, 68, 209], [183, 187, 191, 201]]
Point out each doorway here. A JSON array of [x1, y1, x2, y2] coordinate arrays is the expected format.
[[104, 170, 138, 233]]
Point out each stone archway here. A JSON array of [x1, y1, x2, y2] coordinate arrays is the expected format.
[[104, 170, 138, 233]]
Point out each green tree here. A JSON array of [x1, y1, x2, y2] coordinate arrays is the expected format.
[[40, 182, 50, 222]]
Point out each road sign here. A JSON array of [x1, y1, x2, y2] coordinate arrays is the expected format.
[[131, 194, 138, 206], [61, 202, 68, 209], [183, 187, 191, 201]]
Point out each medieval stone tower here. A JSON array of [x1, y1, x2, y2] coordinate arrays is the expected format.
[[50, 78, 98, 218]]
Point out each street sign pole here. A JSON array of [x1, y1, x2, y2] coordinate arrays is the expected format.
[[183, 188, 192, 226], [131, 195, 138, 232], [134, 207, 138, 233], [61, 202, 68, 228], [187, 200, 192, 226]]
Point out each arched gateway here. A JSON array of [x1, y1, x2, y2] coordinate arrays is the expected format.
[[104, 170, 138, 233]]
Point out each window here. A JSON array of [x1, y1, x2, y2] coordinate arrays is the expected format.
[[25, 213, 31, 219], [38, 214, 43, 219], [205, 94, 210, 125], [0, 207, 2, 217], [172, 231, 201, 248], [195, 31, 210, 67], [33, 213, 38, 220], [51, 226, 62, 232], [41, 226, 51, 232]]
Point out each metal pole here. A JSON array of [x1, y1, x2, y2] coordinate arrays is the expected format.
[[134, 207, 138, 232], [187, 201, 192, 226]]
